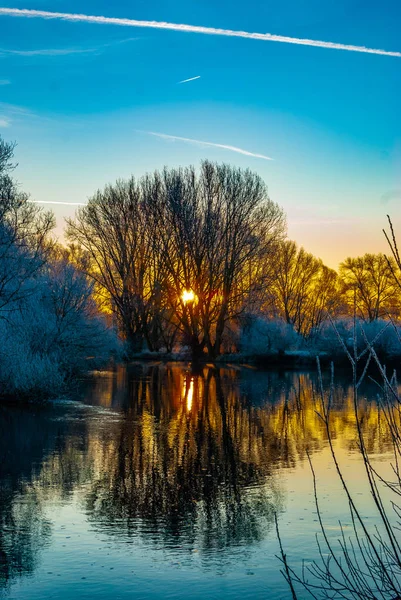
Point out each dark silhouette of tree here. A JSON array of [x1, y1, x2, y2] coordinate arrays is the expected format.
[[66, 178, 168, 353], [67, 161, 285, 358]]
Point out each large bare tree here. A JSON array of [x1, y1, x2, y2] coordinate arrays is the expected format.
[[141, 161, 285, 358], [67, 161, 285, 358]]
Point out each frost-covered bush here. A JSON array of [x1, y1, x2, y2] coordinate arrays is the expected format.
[[313, 317, 401, 360], [0, 186, 54, 312], [357, 319, 401, 358], [0, 260, 120, 400], [0, 135, 119, 400], [0, 324, 64, 398], [240, 316, 301, 356], [311, 318, 353, 358]]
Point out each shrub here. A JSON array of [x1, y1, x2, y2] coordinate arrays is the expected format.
[[313, 317, 401, 360], [240, 316, 301, 356], [0, 261, 120, 400]]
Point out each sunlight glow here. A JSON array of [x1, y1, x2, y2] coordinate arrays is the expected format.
[[182, 289, 196, 304]]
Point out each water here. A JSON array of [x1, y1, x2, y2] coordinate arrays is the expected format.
[[0, 363, 397, 599]]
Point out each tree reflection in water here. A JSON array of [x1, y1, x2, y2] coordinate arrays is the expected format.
[[0, 405, 78, 589], [0, 364, 397, 591], [83, 365, 283, 552]]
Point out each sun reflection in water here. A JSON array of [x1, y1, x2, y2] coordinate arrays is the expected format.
[[184, 376, 194, 411]]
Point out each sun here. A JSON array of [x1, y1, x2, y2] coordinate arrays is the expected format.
[[182, 289, 196, 304]]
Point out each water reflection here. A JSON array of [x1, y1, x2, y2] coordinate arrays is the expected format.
[[0, 364, 398, 593], [0, 405, 80, 589], [80, 366, 284, 554]]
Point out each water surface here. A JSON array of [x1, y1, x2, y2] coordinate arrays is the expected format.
[[0, 363, 395, 599]]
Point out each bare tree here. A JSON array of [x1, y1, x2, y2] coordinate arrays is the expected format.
[[339, 253, 400, 321], [67, 162, 285, 358], [383, 215, 401, 293], [141, 161, 286, 358], [66, 178, 170, 353], [269, 240, 340, 336], [0, 136, 55, 312]]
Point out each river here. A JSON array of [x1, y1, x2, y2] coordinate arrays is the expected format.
[[0, 362, 396, 599]]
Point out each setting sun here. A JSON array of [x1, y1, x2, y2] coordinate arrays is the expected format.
[[182, 289, 196, 304]]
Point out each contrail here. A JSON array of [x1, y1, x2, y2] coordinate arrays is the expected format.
[[144, 131, 273, 160], [32, 200, 86, 206], [178, 75, 201, 84], [0, 8, 400, 57]]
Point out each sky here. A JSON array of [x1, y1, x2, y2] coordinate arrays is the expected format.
[[0, 0, 400, 269]]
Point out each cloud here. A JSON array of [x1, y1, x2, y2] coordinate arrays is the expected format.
[[0, 102, 36, 124], [0, 102, 32, 115], [143, 131, 273, 160], [31, 200, 86, 206], [380, 189, 401, 205], [178, 75, 201, 84], [0, 47, 97, 56], [0, 78, 10, 84], [0, 101, 70, 126], [0, 36, 140, 57], [0, 8, 399, 57]]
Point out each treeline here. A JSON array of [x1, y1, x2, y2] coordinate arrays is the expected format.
[[1, 133, 401, 398], [64, 159, 401, 359]]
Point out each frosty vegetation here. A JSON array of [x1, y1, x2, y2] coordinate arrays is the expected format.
[[1, 133, 401, 399], [0, 137, 119, 400]]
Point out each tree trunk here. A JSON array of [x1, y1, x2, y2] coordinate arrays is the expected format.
[[211, 302, 228, 359], [190, 335, 205, 362], [125, 328, 144, 355]]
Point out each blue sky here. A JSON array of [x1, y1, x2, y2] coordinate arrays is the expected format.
[[0, 0, 400, 268]]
